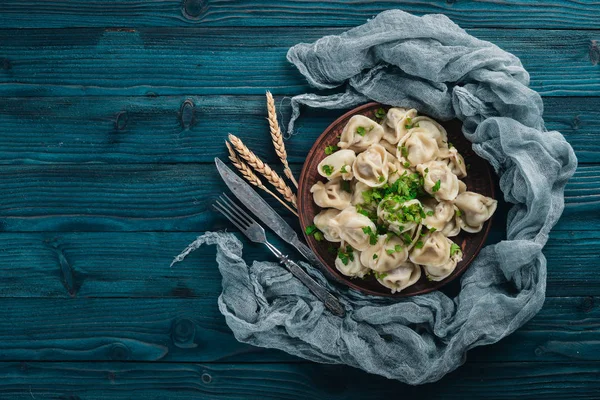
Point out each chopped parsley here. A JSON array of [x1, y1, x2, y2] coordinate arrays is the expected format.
[[372, 254, 378, 260], [374, 271, 388, 279], [414, 240, 424, 249], [337, 245, 355, 266], [356, 126, 366, 136], [402, 232, 413, 245], [322, 164, 334, 176], [426, 210, 434, 216], [340, 164, 348, 174], [455, 209, 462, 217], [385, 244, 404, 255], [399, 145, 409, 159], [432, 179, 441, 193], [448, 142, 455, 149], [450, 243, 462, 256], [378, 175, 385, 183], [375, 108, 386, 119], [403, 162, 411, 168], [324, 145, 339, 155], [305, 225, 324, 241], [404, 117, 413, 129], [361, 226, 378, 245], [429, 227, 437, 233], [368, 125, 375, 132]]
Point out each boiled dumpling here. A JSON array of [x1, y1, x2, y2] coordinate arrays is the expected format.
[[382, 108, 418, 144], [422, 198, 455, 231], [411, 116, 448, 148], [353, 144, 389, 188], [377, 198, 423, 234], [338, 115, 385, 152], [379, 139, 399, 156], [409, 231, 451, 267], [360, 235, 409, 272], [332, 206, 377, 251], [377, 261, 421, 293], [335, 246, 369, 278], [454, 191, 498, 233], [313, 209, 342, 243], [438, 147, 467, 178], [310, 177, 352, 210], [317, 149, 356, 181], [397, 128, 440, 166], [424, 244, 462, 281], [386, 152, 412, 184], [417, 161, 460, 201]]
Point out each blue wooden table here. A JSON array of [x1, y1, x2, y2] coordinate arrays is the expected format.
[[0, 1, 598, 398]]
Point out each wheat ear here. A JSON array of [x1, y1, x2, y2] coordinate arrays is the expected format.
[[228, 134, 297, 209], [225, 142, 298, 216], [266, 91, 298, 189]]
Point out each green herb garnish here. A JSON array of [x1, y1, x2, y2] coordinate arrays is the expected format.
[[374, 271, 388, 279], [450, 243, 462, 256], [378, 175, 385, 183], [429, 227, 437, 233], [455, 209, 462, 217], [426, 210, 434, 216], [432, 179, 441, 193], [372, 254, 378, 260], [399, 145, 409, 159], [361, 226, 378, 245], [337, 245, 355, 266], [402, 232, 412, 245], [340, 164, 348, 174], [403, 162, 411, 168], [305, 225, 324, 241], [415, 240, 424, 249], [314, 231, 324, 241], [322, 164, 334, 176], [324, 145, 339, 155], [404, 117, 413, 129], [341, 180, 352, 193], [375, 108, 386, 119], [356, 126, 366, 136]]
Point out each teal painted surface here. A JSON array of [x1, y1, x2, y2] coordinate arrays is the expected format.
[[0, 1, 598, 398]]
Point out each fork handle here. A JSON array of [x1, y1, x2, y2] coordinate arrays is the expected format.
[[278, 255, 346, 317]]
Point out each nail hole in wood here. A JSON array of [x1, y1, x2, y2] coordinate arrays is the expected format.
[[180, 99, 196, 129], [202, 373, 212, 384], [115, 111, 128, 131], [182, 0, 206, 20]]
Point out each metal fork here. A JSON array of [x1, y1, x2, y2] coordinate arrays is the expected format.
[[213, 193, 345, 317]]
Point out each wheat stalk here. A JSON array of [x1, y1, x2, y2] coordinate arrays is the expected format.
[[228, 134, 298, 209], [225, 142, 298, 216], [266, 91, 298, 189]]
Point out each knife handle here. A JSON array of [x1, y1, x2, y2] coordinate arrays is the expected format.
[[279, 255, 346, 317]]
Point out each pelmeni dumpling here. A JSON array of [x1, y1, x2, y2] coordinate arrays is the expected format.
[[338, 115, 385, 152], [411, 116, 448, 148], [332, 206, 377, 251], [377, 261, 422, 293], [397, 128, 440, 166], [454, 191, 498, 233], [360, 235, 409, 272], [379, 139, 399, 156], [382, 108, 418, 144], [377, 198, 423, 234], [313, 209, 342, 243], [423, 245, 462, 281], [310, 178, 352, 210], [386, 152, 411, 184], [439, 147, 467, 178], [422, 199, 454, 231], [353, 144, 389, 188], [417, 161, 459, 201], [409, 231, 451, 267], [335, 247, 369, 278], [440, 212, 461, 237], [317, 149, 356, 181], [458, 180, 467, 194]]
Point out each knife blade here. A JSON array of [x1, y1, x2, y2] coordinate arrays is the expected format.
[[215, 157, 333, 277]]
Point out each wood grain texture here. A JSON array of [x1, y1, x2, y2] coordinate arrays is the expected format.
[[0, 163, 590, 232], [1, 0, 600, 29], [0, 361, 598, 399], [0, 95, 598, 164], [0, 296, 597, 363], [0, 230, 592, 298], [1, 28, 600, 96]]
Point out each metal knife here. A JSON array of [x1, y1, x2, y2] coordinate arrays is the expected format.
[[215, 157, 345, 316]]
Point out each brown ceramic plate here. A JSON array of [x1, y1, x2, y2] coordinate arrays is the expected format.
[[297, 102, 495, 297]]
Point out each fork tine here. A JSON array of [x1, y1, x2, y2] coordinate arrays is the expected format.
[[216, 197, 252, 229], [221, 193, 256, 226], [213, 200, 249, 229], [213, 202, 248, 233]]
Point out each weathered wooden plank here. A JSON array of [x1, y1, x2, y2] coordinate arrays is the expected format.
[[0, 230, 593, 298], [0, 297, 597, 364], [0, 95, 597, 164], [0, 163, 591, 232], [1, 0, 599, 29], [1, 28, 599, 96], [0, 361, 598, 399]]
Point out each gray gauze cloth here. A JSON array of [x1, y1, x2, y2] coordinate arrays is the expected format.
[[174, 10, 577, 384]]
